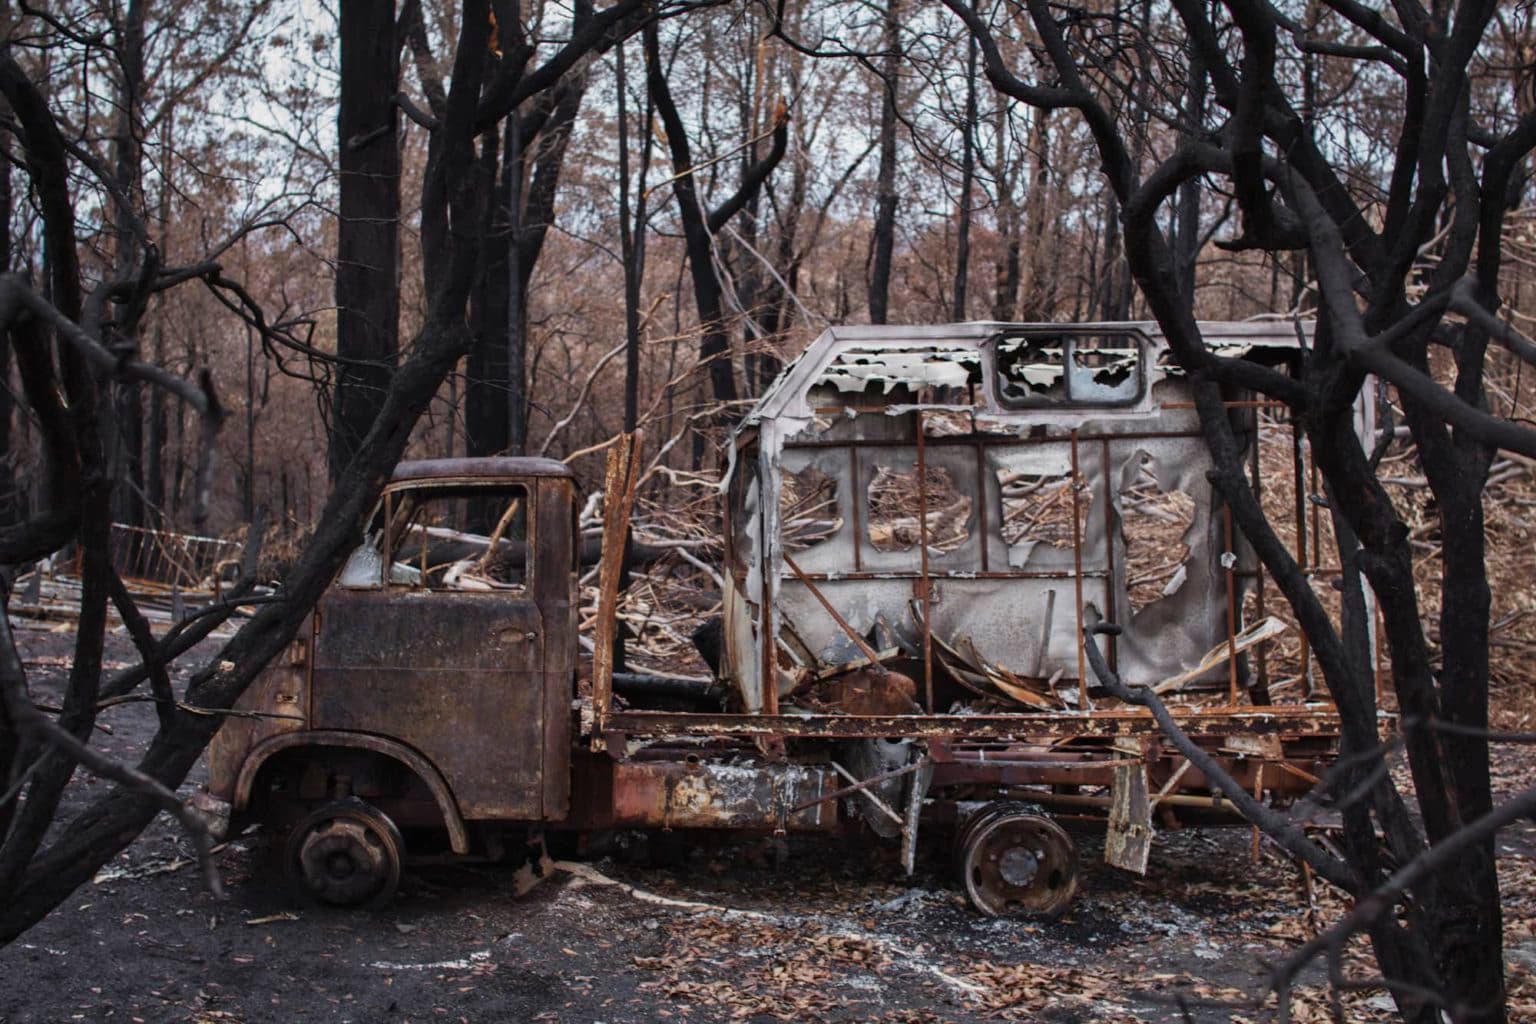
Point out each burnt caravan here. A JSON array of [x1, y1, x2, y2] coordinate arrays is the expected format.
[[209, 322, 1350, 917]]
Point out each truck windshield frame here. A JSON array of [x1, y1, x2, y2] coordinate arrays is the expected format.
[[337, 482, 534, 593]]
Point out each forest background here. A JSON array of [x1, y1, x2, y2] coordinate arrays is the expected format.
[[3, 1, 1536, 1020]]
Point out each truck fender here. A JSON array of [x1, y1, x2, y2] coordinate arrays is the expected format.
[[233, 730, 471, 855]]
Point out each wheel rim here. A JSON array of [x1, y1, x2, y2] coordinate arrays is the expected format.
[[287, 800, 404, 907], [960, 808, 1077, 917]]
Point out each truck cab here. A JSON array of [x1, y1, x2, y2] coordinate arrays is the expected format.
[[208, 457, 579, 904]]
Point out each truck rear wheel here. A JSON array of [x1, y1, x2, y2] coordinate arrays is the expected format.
[[956, 802, 1078, 918], [286, 798, 404, 907]]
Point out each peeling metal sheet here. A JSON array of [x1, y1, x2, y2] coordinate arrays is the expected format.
[[720, 321, 1310, 714]]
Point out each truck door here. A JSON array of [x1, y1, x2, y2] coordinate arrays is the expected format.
[[310, 481, 552, 821]]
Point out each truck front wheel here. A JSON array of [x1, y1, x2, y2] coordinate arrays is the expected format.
[[286, 797, 405, 907]]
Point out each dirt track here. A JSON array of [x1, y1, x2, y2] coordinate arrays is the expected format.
[[2, 631, 1534, 1023]]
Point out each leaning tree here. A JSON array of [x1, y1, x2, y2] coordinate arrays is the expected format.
[[0, 0, 713, 944], [932, 0, 1535, 1019]]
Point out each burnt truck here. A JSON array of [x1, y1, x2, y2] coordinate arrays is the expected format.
[[207, 321, 1352, 916]]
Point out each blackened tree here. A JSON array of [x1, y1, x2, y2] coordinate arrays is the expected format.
[[942, 0, 1536, 1020], [644, 17, 789, 414], [0, 0, 675, 944], [328, 0, 402, 484]]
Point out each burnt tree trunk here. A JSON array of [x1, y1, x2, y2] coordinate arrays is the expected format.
[[329, 0, 401, 483], [465, 71, 587, 464], [108, 0, 146, 528], [645, 23, 788, 419], [952, 15, 977, 321], [617, 39, 651, 433], [467, 127, 511, 463], [989, 101, 1020, 322], [0, 130, 14, 529], [867, 0, 901, 324], [1171, 38, 1206, 302], [1019, 110, 1052, 319]]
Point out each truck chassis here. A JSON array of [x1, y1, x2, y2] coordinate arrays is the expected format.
[[208, 322, 1354, 916]]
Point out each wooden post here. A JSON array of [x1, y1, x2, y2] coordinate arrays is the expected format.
[[592, 432, 641, 745]]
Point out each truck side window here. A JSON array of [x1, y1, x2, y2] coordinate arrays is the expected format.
[[387, 484, 532, 593]]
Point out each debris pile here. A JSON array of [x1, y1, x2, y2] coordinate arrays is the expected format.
[[867, 465, 972, 553]]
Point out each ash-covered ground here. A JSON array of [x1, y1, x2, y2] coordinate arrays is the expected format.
[[2, 630, 1534, 1023]]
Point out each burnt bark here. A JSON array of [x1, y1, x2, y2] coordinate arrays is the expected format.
[[0, 130, 14, 529], [617, 38, 651, 433], [465, 70, 587, 464], [952, 18, 977, 322], [107, 0, 146, 528], [867, 0, 901, 324], [644, 22, 788, 414], [328, 0, 402, 483], [466, 127, 511, 463]]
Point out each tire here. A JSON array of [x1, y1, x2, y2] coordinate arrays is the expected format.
[[285, 797, 405, 907]]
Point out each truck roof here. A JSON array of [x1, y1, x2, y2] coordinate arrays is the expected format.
[[739, 319, 1311, 428], [389, 456, 575, 484]]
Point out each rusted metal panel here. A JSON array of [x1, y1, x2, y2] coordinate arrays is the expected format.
[[311, 587, 547, 820], [569, 757, 838, 831], [229, 729, 471, 854], [535, 477, 578, 818], [930, 751, 1325, 797], [1105, 760, 1153, 874], [207, 622, 310, 803], [605, 706, 1343, 741]]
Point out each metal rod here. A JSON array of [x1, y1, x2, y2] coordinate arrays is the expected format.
[[1224, 504, 1238, 704], [786, 569, 1113, 582], [790, 760, 923, 813], [1290, 413, 1312, 695], [1250, 417, 1268, 690], [1148, 758, 1194, 811], [1070, 429, 1086, 707], [781, 429, 1209, 450], [974, 438, 990, 573], [1100, 436, 1117, 672], [1159, 399, 1288, 410], [848, 444, 863, 572], [830, 761, 904, 824], [782, 551, 886, 670], [756, 449, 780, 718], [558, 706, 1348, 741], [916, 410, 934, 713], [760, 577, 778, 716], [1020, 790, 1245, 812]]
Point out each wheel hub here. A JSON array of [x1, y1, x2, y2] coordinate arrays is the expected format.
[[287, 800, 403, 907], [957, 803, 1078, 918], [997, 846, 1040, 888]]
